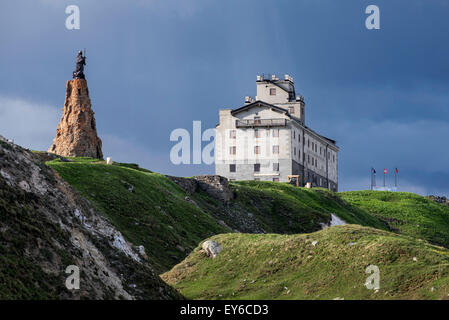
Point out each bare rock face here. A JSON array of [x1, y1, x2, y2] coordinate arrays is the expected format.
[[48, 79, 103, 159], [194, 175, 235, 203], [0, 137, 182, 299]]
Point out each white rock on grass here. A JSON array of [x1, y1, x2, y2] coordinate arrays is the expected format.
[[202, 240, 222, 258], [320, 213, 347, 229]]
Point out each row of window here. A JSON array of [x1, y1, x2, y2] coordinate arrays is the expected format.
[[229, 163, 280, 173], [229, 145, 279, 155], [229, 128, 336, 163], [229, 128, 279, 139], [237, 177, 279, 182]]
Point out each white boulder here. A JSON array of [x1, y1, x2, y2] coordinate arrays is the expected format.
[[202, 240, 222, 258]]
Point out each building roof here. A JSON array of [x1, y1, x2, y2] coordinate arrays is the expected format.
[[229, 100, 338, 148], [230, 100, 291, 117]]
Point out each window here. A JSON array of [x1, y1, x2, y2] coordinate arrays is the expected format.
[[273, 163, 279, 171], [229, 164, 236, 172], [254, 116, 261, 125], [230, 130, 236, 139], [333, 155, 335, 162], [272, 129, 279, 138], [273, 177, 279, 182], [308, 154, 310, 163], [254, 163, 260, 172], [308, 140, 310, 148], [229, 146, 236, 155], [270, 88, 276, 96], [254, 145, 260, 154], [298, 150, 301, 160], [298, 134, 301, 143], [254, 129, 261, 138], [293, 131, 296, 139], [294, 147, 296, 156], [272, 145, 279, 154], [289, 106, 295, 114]]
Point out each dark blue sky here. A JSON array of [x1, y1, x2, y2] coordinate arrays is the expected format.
[[1, 0, 449, 195]]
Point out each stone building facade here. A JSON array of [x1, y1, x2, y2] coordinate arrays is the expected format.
[[215, 74, 338, 191]]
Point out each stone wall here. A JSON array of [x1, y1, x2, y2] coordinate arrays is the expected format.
[[194, 175, 235, 203], [167, 175, 235, 203]]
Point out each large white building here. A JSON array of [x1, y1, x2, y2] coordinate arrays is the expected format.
[[215, 74, 339, 191]]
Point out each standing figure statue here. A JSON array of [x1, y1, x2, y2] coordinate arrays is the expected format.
[[73, 50, 86, 79]]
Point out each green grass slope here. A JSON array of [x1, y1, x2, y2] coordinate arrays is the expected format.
[[47, 158, 229, 273], [47, 158, 387, 273], [162, 225, 449, 300], [229, 181, 387, 232], [340, 191, 449, 248]]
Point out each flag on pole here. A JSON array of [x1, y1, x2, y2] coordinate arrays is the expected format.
[[395, 168, 398, 174], [372, 168, 376, 174], [384, 169, 387, 174]]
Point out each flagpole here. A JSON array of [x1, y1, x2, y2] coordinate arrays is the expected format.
[[395, 168, 398, 188]]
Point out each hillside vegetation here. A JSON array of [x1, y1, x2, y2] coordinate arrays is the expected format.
[[162, 225, 449, 300], [46, 157, 229, 273], [340, 191, 449, 248], [231, 181, 387, 232], [0, 141, 181, 300], [46, 158, 387, 273]]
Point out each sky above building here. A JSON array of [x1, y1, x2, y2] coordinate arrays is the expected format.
[[1, 0, 448, 195]]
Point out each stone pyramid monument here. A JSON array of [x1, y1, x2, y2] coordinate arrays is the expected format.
[[48, 51, 103, 159]]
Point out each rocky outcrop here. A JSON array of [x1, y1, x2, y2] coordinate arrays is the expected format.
[[166, 175, 198, 195], [48, 79, 103, 159], [194, 175, 235, 203], [428, 195, 449, 206], [167, 175, 234, 203], [0, 136, 181, 299]]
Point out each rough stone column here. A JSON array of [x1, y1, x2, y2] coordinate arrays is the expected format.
[[48, 79, 103, 159]]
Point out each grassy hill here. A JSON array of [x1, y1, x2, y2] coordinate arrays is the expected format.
[[340, 191, 449, 248], [46, 157, 230, 273], [162, 225, 449, 300], [46, 158, 386, 273], [230, 181, 387, 232], [0, 142, 181, 300]]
